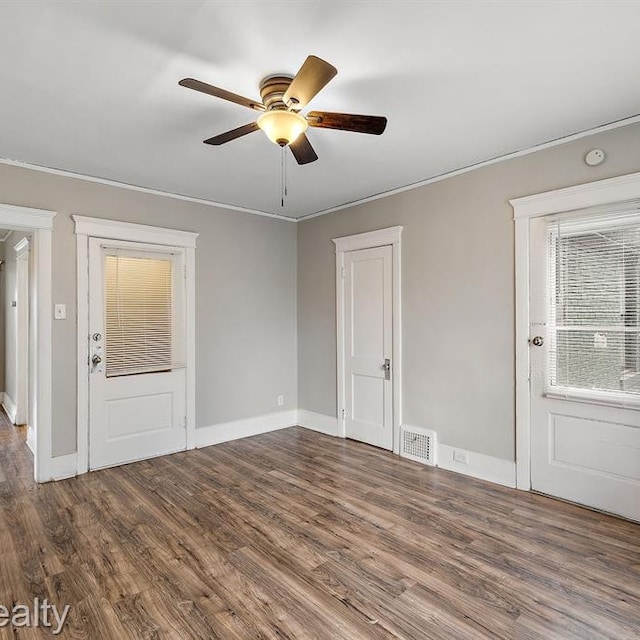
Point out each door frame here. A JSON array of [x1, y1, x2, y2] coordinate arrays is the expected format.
[[14, 237, 30, 426], [333, 226, 403, 454], [0, 203, 56, 482], [73, 215, 198, 475], [511, 170, 640, 491]]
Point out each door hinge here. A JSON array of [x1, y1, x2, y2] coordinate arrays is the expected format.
[[183, 264, 187, 280], [342, 408, 346, 419], [341, 267, 347, 278], [184, 415, 187, 427]]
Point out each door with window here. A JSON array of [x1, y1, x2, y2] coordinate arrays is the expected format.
[[88, 238, 187, 470], [343, 245, 393, 450], [530, 208, 640, 521]]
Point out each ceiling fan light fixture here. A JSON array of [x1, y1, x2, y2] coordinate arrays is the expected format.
[[257, 110, 308, 146]]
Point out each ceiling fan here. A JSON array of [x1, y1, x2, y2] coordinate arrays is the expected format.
[[179, 55, 387, 165]]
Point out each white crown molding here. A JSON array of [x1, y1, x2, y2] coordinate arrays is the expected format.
[[0, 202, 56, 229], [73, 215, 199, 248], [0, 157, 298, 223], [510, 170, 640, 219], [298, 113, 640, 222], [3, 113, 640, 224]]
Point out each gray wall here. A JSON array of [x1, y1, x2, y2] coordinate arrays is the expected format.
[[0, 163, 297, 457], [297, 122, 640, 461]]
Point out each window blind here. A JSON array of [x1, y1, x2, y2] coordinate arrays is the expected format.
[[104, 248, 185, 377], [547, 204, 640, 397]]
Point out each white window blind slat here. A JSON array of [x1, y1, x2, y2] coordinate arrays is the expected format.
[[547, 204, 640, 399], [103, 248, 185, 378]]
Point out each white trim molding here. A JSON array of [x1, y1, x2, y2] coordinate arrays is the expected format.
[[296, 410, 339, 437], [0, 203, 56, 230], [437, 444, 516, 488], [0, 202, 55, 483], [14, 236, 30, 255], [333, 226, 403, 454], [47, 453, 78, 481], [74, 215, 198, 475], [511, 170, 640, 491], [195, 410, 298, 448], [2, 392, 16, 424], [73, 215, 199, 248]]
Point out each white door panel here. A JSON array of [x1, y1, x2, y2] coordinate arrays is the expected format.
[[344, 246, 393, 450], [88, 238, 187, 470], [530, 215, 640, 521]]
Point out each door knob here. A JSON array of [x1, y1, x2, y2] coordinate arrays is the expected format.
[[530, 336, 544, 347], [92, 354, 102, 365]]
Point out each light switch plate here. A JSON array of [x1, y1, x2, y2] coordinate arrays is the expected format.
[[54, 303, 66, 320]]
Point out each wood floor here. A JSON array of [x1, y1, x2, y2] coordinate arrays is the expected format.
[[0, 415, 638, 639]]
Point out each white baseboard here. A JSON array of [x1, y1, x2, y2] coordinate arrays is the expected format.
[[195, 409, 298, 449], [2, 393, 16, 424], [297, 409, 339, 436], [437, 443, 516, 488], [26, 425, 35, 454], [43, 453, 78, 482]]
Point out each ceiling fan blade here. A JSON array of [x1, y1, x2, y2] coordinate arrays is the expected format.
[[203, 122, 260, 145], [179, 78, 265, 112], [283, 56, 337, 110], [307, 111, 387, 135], [289, 134, 318, 165]]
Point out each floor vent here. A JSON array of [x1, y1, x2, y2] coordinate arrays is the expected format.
[[400, 425, 436, 466]]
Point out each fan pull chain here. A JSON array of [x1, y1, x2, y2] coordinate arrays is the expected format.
[[280, 146, 290, 207]]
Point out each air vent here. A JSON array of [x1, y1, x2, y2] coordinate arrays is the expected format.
[[400, 425, 436, 466]]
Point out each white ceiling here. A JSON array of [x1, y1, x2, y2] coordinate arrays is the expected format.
[[1, 1, 640, 220]]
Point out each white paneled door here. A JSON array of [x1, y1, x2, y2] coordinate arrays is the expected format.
[[529, 213, 640, 522], [344, 245, 393, 450], [88, 238, 187, 470]]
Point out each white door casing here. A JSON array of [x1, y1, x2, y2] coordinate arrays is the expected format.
[[0, 204, 55, 483], [343, 245, 393, 449], [334, 226, 402, 453], [14, 238, 30, 426], [74, 216, 198, 475], [513, 170, 640, 521], [87, 238, 187, 470]]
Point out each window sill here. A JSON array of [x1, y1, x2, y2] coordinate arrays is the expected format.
[[545, 387, 640, 410]]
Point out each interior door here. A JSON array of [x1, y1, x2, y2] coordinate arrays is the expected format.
[[88, 238, 187, 470], [530, 212, 640, 522], [344, 245, 393, 450]]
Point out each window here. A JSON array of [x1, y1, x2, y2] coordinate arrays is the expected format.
[[104, 248, 185, 377], [547, 209, 640, 398]]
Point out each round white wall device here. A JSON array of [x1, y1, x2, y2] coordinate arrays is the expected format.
[[585, 149, 605, 166]]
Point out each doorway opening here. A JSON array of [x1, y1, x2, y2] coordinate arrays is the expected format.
[[0, 204, 55, 482]]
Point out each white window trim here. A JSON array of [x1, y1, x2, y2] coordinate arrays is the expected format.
[[0, 203, 56, 482], [73, 215, 198, 475], [511, 170, 640, 491], [333, 226, 403, 453]]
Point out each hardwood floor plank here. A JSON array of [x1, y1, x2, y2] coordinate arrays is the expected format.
[[0, 418, 637, 638]]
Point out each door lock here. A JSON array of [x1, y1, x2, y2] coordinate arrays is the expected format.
[[530, 336, 544, 347], [92, 354, 102, 365]]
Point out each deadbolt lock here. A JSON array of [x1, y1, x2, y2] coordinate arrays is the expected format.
[[530, 336, 544, 347]]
